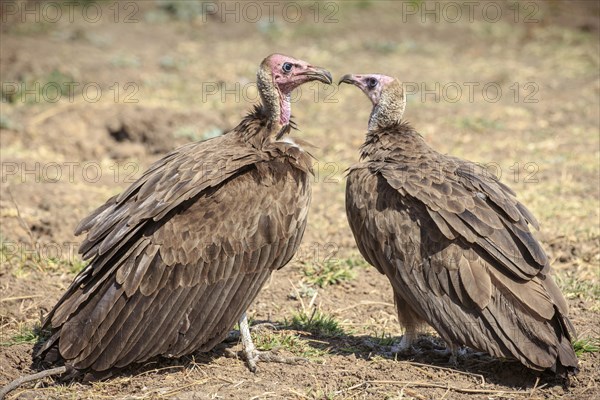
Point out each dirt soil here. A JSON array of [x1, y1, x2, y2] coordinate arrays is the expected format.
[[1, 1, 599, 399]]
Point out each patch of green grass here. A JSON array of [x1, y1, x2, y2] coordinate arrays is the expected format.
[[454, 116, 504, 133], [110, 54, 141, 68], [354, 0, 374, 9], [156, 0, 204, 21], [555, 272, 600, 302], [5, 20, 55, 36], [252, 331, 326, 361], [288, 282, 318, 300], [302, 258, 364, 288], [287, 309, 346, 338], [1, 69, 76, 105], [257, 20, 283, 39], [159, 55, 187, 71], [45, 257, 88, 275], [1, 239, 88, 275], [1, 323, 48, 347], [364, 41, 399, 54], [572, 337, 600, 356], [1, 239, 41, 272], [0, 114, 14, 130], [337, 345, 363, 355], [370, 330, 397, 346], [174, 125, 222, 142]]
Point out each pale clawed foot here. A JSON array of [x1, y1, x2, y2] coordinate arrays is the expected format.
[[223, 321, 277, 343], [241, 348, 308, 373], [391, 329, 417, 355], [233, 312, 307, 372], [433, 342, 465, 365]]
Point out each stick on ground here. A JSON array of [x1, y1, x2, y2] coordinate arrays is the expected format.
[[0, 366, 67, 400]]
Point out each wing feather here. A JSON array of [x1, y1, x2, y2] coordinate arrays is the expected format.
[[346, 160, 576, 372], [38, 118, 312, 371]]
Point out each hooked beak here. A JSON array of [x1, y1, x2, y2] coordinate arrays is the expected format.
[[299, 66, 333, 85], [338, 74, 361, 87]]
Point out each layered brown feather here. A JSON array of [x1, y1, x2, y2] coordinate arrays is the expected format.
[[36, 107, 313, 372], [346, 121, 578, 375]]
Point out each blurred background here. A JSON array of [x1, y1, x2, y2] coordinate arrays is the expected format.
[[1, 1, 599, 398]]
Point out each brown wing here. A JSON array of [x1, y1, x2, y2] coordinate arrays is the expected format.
[[346, 163, 577, 373], [377, 158, 550, 281], [38, 134, 310, 372], [76, 132, 264, 263]]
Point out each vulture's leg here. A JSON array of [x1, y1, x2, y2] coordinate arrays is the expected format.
[[433, 341, 465, 365], [239, 311, 259, 372], [391, 327, 418, 354], [238, 312, 307, 372], [392, 291, 425, 354], [446, 343, 460, 365], [223, 322, 275, 344]]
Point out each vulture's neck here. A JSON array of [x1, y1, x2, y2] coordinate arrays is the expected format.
[[360, 121, 431, 162], [257, 68, 290, 131], [368, 93, 406, 131], [368, 105, 384, 131], [362, 92, 418, 160]]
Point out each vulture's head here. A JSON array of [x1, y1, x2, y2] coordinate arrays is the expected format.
[[339, 74, 406, 130], [258, 54, 332, 126]]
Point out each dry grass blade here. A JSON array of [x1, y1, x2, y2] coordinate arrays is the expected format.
[[335, 301, 395, 313], [160, 378, 211, 397], [0, 1, 598, 399], [339, 380, 545, 396], [529, 377, 541, 398], [5, 189, 40, 268], [0, 366, 67, 400], [133, 365, 186, 378], [0, 295, 43, 302], [285, 388, 311, 399], [289, 279, 307, 312], [397, 361, 486, 385], [249, 391, 279, 400]]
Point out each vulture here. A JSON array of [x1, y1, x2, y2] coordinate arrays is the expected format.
[[339, 74, 578, 376], [34, 55, 333, 375]]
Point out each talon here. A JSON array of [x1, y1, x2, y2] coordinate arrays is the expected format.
[[437, 342, 464, 365], [223, 348, 238, 358], [237, 312, 307, 372], [234, 348, 307, 372], [391, 343, 413, 355], [246, 350, 259, 373], [392, 331, 417, 355], [448, 352, 458, 366]]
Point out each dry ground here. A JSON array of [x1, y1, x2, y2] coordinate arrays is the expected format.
[[1, 1, 599, 399]]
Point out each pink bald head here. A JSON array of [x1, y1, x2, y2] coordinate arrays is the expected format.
[[339, 73, 406, 129], [262, 53, 333, 95], [339, 74, 397, 105], [258, 54, 332, 126]]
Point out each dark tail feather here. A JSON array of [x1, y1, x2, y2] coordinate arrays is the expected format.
[[551, 311, 579, 377]]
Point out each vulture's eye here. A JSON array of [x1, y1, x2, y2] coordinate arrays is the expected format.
[[282, 62, 293, 73], [366, 78, 378, 89]]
